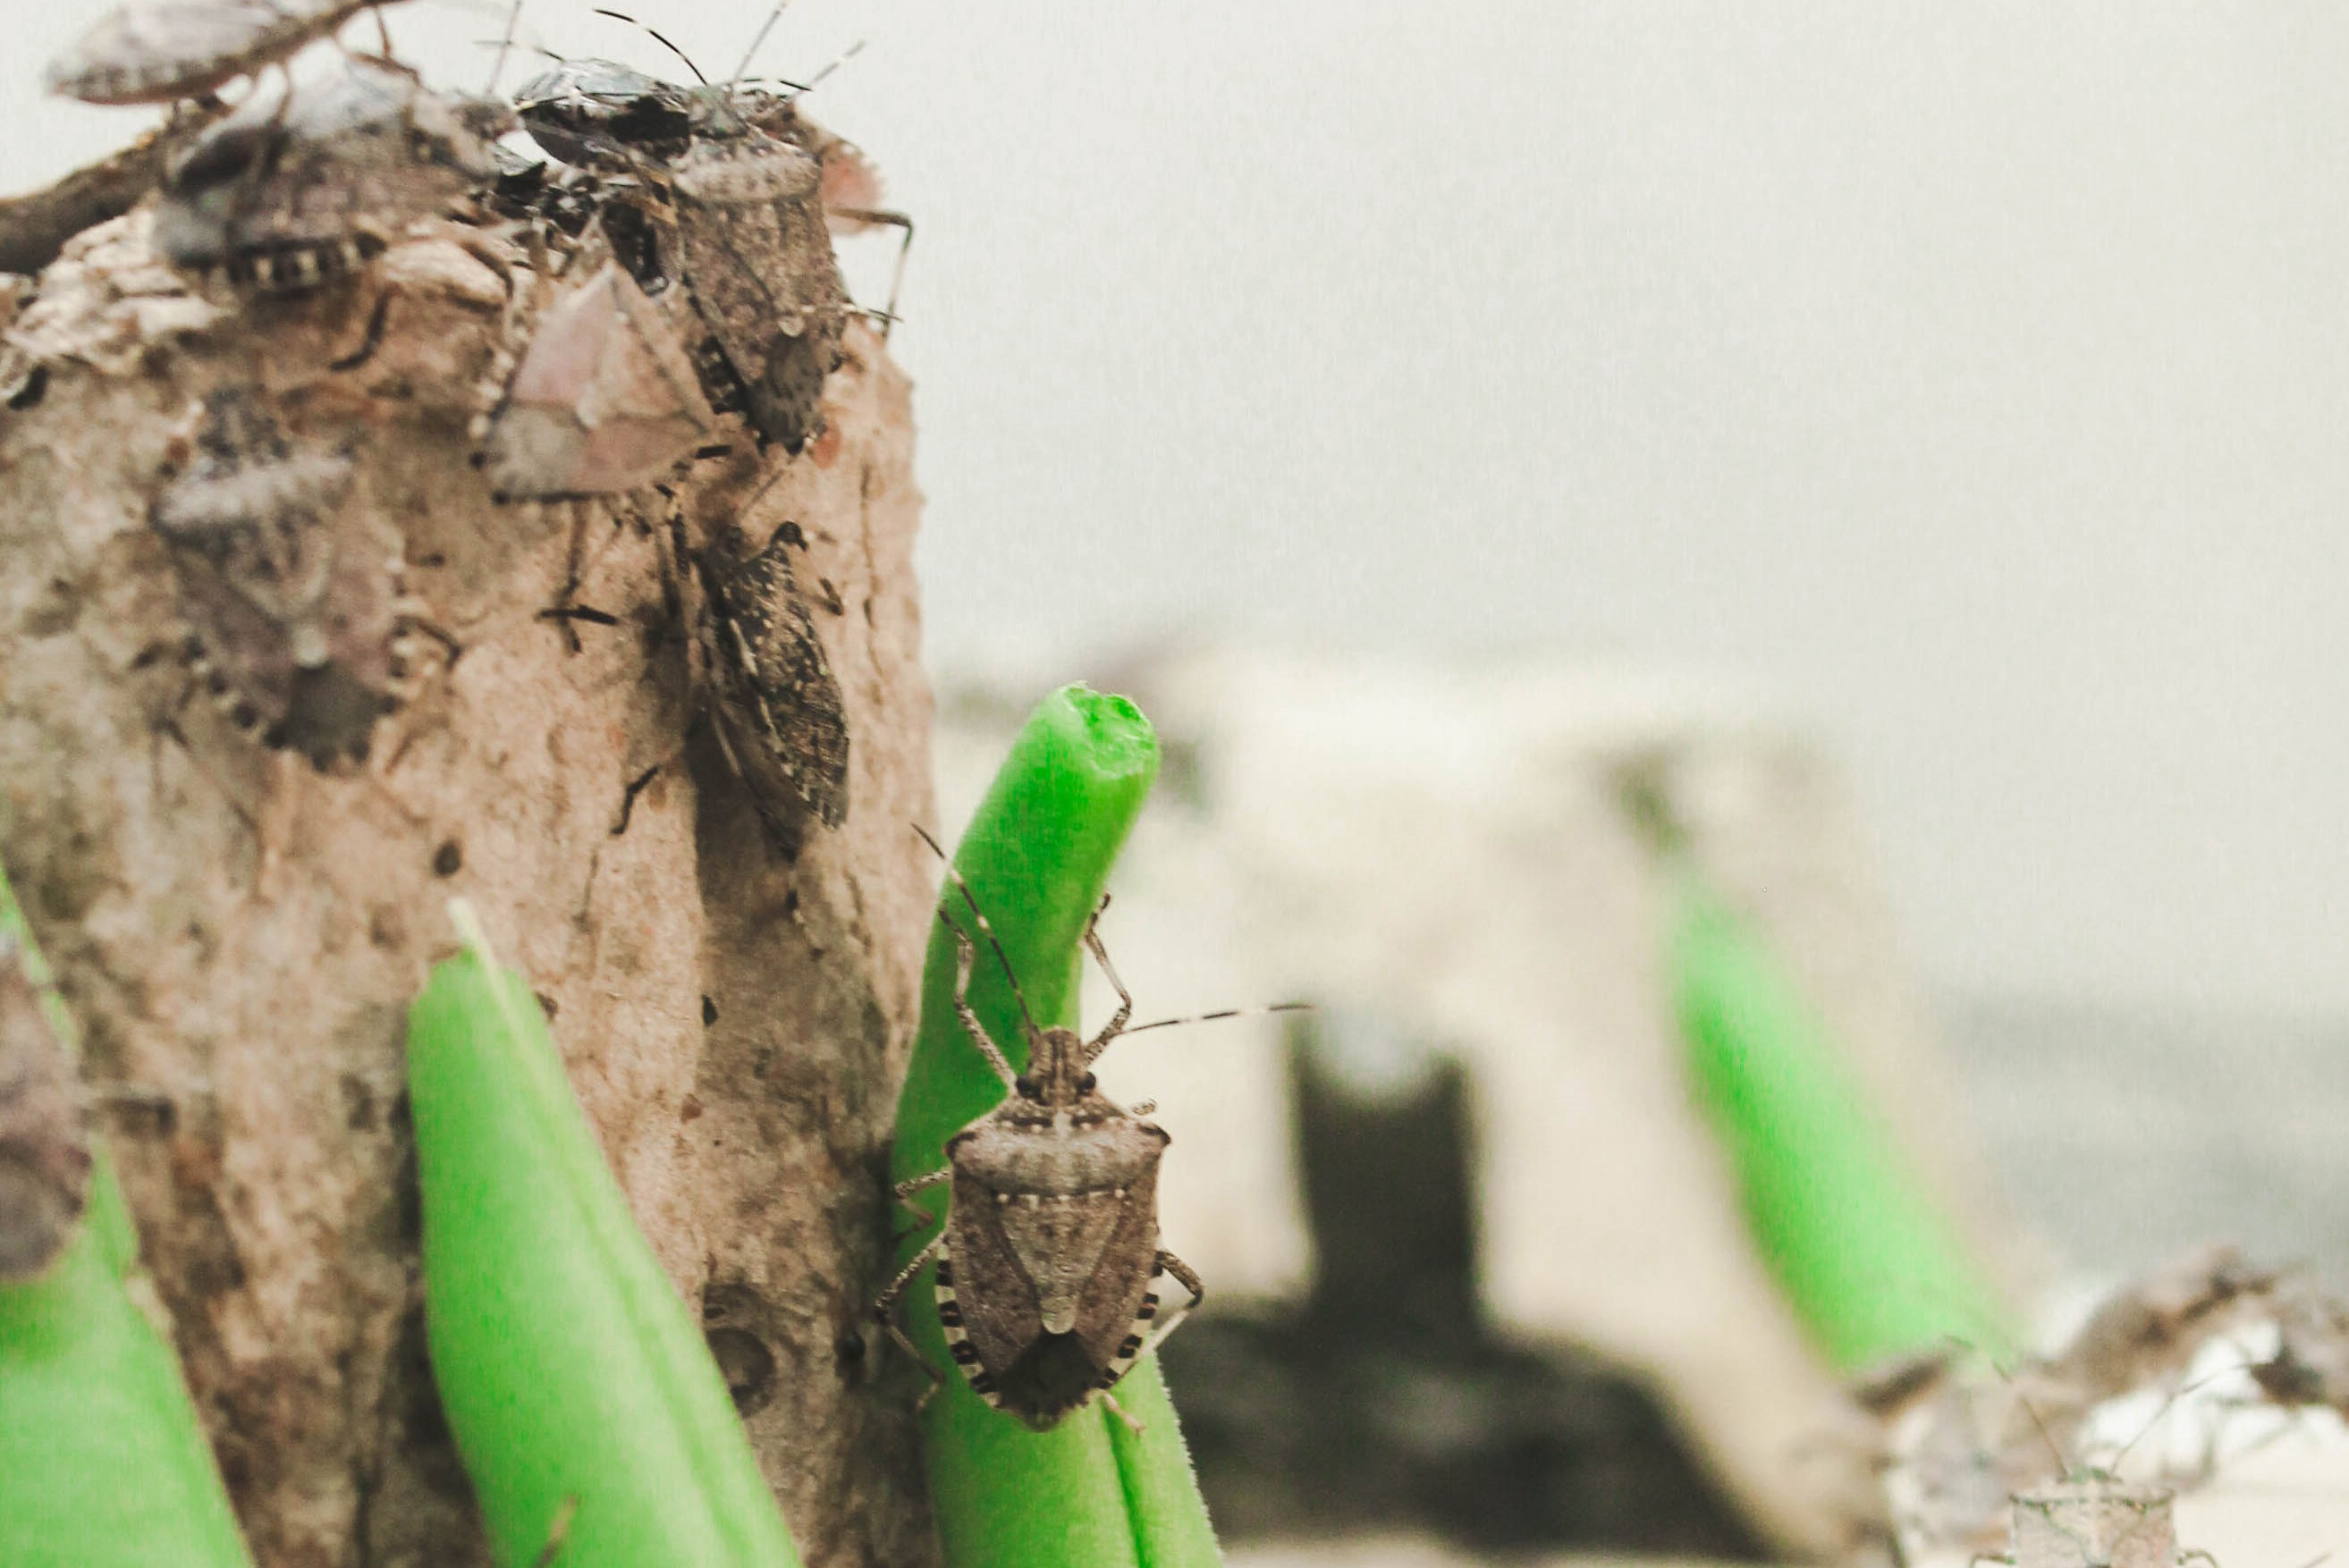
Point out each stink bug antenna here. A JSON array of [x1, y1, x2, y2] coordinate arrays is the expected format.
[[727, 0, 790, 90], [485, 0, 523, 96], [2108, 1355, 2258, 1474], [1983, 1352, 2075, 1478], [1120, 1001, 1315, 1040], [911, 824, 1041, 1045], [591, 7, 707, 84], [783, 38, 866, 98]]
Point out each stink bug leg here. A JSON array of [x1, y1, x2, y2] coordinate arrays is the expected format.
[[872, 1224, 948, 1404]]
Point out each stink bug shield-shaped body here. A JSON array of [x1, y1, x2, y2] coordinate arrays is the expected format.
[[481, 259, 717, 499], [876, 875, 1215, 1431], [156, 61, 506, 291], [696, 519, 849, 831], [671, 131, 847, 455], [45, 0, 417, 106], [1999, 1473, 2205, 1568], [151, 387, 410, 765], [0, 940, 91, 1283]]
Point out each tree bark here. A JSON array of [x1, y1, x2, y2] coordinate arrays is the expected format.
[[0, 207, 937, 1567]]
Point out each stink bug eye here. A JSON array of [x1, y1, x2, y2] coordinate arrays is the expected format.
[[1012, 1075, 1039, 1100], [1077, 1073, 1096, 1092]]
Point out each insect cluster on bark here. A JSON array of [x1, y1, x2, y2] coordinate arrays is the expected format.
[[17, 0, 903, 834]]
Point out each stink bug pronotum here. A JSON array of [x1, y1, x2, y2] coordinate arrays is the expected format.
[[875, 830, 1306, 1431]]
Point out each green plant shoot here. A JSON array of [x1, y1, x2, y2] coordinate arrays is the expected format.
[[408, 903, 803, 1568], [1672, 871, 2014, 1369], [888, 684, 1221, 1568]]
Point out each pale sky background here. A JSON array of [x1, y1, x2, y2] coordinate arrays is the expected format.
[[7, 2, 2348, 1020]]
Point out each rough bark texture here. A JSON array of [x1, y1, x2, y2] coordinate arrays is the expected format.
[[0, 208, 937, 1568]]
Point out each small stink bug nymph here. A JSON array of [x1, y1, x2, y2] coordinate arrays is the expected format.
[[0, 938, 91, 1283], [875, 844, 1308, 1429]]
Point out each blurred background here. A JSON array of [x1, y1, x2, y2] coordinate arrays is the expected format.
[[11, 3, 2349, 1563]]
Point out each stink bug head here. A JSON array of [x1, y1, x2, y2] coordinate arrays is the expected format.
[[512, 58, 696, 169], [995, 1024, 1111, 1117], [2008, 1473, 2178, 1568]]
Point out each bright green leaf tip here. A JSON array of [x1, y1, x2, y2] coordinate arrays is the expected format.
[[410, 901, 801, 1568], [1670, 872, 2014, 1369], [888, 683, 1221, 1568]]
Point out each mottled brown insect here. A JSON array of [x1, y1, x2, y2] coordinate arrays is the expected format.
[[45, 0, 416, 107], [874, 853, 1310, 1430], [477, 259, 716, 500], [1996, 1471, 2207, 1568], [150, 387, 412, 765], [670, 131, 847, 454], [739, 91, 913, 335], [155, 60, 506, 291], [510, 52, 862, 441], [695, 518, 849, 832], [0, 940, 91, 1283]]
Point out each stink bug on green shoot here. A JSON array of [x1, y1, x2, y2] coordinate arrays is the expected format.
[[875, 828, 1307, 1432]]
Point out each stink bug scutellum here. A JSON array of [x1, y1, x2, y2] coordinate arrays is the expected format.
[[875, 830, 1307, 1431]]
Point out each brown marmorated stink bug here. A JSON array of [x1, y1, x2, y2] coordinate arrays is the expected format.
[[666, 128, 847, 455], [476, 257, 718, 501], [509, 17, 853, 454], [692, 515, 849, 833], [45, 0, 417, 107], [875, 845, 1308, 1430], [1990, 1471, 2214, 1568], [0, 937, 92, 1284], [155, 59, 506, 291], [149, 385, 422, 766]]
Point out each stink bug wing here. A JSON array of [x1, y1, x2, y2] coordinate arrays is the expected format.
[[1072, 1155, 1165, 1373], [673, 139, 847, 454], [704, 527, 849, 830], [0, 947, 89, 1281], [153, 447, 356, 628], [151, 392, 405, 764], [159, 64, 500, 284], [944, 1167, 1046, 1381], [486, 262, 715, 499]]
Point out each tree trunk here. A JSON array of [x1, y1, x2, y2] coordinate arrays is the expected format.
[[0, 207, 938, 1567]]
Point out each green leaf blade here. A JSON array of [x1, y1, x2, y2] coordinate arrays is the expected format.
[[409, 933, 801, 1568], [1671, 874, 2014, 1368]]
